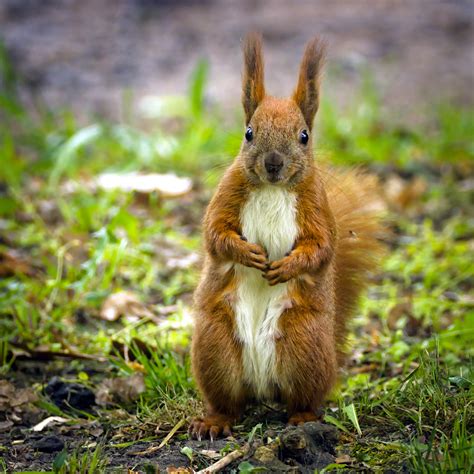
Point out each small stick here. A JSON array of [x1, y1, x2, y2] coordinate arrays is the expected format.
[[10, 342, 107, 362], [158, 419, 186, 449], [131, 419, 185, 455], [195, 444, 248, 474]]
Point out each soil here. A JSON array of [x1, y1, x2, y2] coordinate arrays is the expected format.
[[1, 0, 473, 121], [1, 360, 340, 473]]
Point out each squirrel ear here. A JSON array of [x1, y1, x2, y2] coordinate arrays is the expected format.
[[293, 37, 326, 130], [242, 32, 266, 124]]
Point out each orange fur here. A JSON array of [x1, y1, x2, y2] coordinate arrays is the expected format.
[[242, 33, 266, 124], [293, 37, 326, 129], [190, 34, 385, 440]]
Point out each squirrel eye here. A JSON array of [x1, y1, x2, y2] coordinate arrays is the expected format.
[[300, 130, 309, 145], [245, 126, 253, 142]]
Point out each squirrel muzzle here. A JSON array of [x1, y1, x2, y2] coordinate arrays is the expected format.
[[264, 151, 285, 182]]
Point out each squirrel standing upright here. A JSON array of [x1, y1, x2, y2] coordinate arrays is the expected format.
[[189, 33, 384, 440]]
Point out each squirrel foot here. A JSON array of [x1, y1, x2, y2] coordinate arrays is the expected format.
[[288, 411, 320, 426], [188, 414, 233, 441]]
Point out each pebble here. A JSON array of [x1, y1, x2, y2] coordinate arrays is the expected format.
[[45, 376, 95, 411], [33, 435, 64, 453]]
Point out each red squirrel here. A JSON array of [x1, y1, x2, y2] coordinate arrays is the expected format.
[[189, 33, 384, 440]]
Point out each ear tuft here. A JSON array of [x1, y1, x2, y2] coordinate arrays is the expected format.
[[293, 37, 326, 129], [242, 32, 266, 124]]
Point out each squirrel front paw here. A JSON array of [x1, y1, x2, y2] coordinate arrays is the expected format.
[[263, 255, 296, 285], [236, 236, 268, 271]]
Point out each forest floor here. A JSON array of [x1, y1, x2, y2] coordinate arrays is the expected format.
[[0, 50, 473, 472]]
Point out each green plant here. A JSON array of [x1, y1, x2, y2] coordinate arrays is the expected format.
[[52, 446, 108, 474]]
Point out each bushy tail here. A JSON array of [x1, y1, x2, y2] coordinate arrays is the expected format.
[[322, 166, 387, 361]]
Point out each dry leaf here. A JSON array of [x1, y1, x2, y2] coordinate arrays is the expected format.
[[95, 373, 146, 406], [388, 301, 413, 330], [0, 380, 38, 411], [0, 380, 39, 430], [96, 172, 192, 197], [0, 249, 39, 277], [385, 175, 427, 210], [11, 388, 38, 407], [0, 379, 14, 398], [388, 300, 423, 336], [336, 453, 355, 464], [100, 291, 153, 322], [0, 420, 13, 432], [200, 449, 221, 460], [32, 416, 69, 432]]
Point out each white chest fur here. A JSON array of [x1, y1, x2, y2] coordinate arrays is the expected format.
[[234, 186, 298, 398]]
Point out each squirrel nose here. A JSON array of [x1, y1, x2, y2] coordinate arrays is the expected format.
[[264, 152, 284, 174]]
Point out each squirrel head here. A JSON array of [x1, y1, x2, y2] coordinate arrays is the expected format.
[[240, 33, 326, 186]]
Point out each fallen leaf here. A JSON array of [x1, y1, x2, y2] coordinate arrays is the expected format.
[[166, 252, 200, 270], [11, 388, 39, 407], [166, 468, 193, 474], [350, 363, 379, 374], [384, 175, 427, 211], [95, 373, 146, 406], [100, 291, 154, 322], [387, 300, 423, 337], [0, 380, 37, 411], [0, 249, 39, 277], [127, 361, 146, 372], [200, 449, 221, 460], [155, 240, 200, 271], [0, 420, 13, 432], [96, 172, 192, 197], [336, 453, 355, 464], [0, 379, 14, 398], [32, 416, 69, 432]]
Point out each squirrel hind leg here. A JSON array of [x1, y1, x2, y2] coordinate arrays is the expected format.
[[188, 413, 234, 441], [288, 409, 323, 426]]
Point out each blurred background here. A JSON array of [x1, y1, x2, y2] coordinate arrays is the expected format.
[[1, 0, 473, 118], [0, 1, 473, 472]]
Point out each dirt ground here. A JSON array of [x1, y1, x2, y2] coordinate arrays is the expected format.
[[1, 0, 473, 120], [1, 360, 339, 473]]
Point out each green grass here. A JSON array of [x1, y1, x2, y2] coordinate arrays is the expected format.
[[52, 445, 109, 474], [0, 50, 473, 472]]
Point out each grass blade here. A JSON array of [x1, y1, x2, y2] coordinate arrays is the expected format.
[[344, 403, 362, 436]]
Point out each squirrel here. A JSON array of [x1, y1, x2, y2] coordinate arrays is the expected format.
[[189, 33, 384, 440]]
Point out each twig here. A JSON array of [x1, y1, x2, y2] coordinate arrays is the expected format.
[[10, 342, 107, 362], [195, 444, 248, 474], [131, 419, 186, 455], [157, 419, 186, 449]]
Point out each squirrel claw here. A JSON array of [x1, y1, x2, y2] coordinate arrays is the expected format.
[[188, 416, 233, 441], [239, 241, 268, 270], [264, 268, 291, 285], [263, 255, 295, 284]]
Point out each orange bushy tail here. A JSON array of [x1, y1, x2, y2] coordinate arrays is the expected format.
[[322, 167, 386, 361]]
